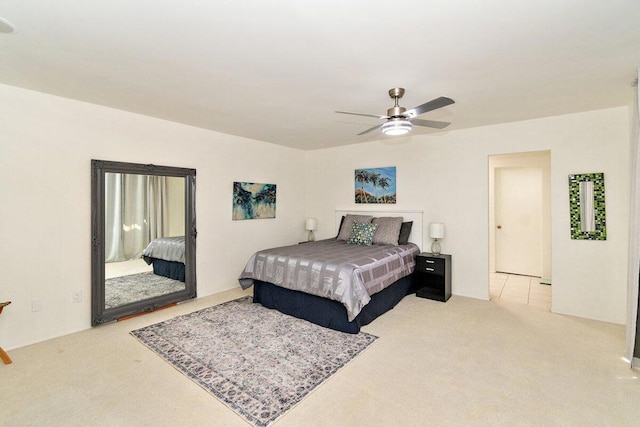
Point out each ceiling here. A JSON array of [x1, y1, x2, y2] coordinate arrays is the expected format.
[[1, 1, 639, 151]]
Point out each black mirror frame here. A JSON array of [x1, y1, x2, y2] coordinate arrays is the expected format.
[[91, 159, 197, 326]]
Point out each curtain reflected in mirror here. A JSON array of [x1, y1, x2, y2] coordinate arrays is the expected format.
[[104, 173, 186, 309], [92, 160, 196, 326]]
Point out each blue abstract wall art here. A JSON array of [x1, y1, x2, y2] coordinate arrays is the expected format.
[[233, 182, 277, 220]]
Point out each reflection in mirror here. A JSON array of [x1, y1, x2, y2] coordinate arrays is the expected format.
[[92, 160, 197, 325], [104, 173, 186, 309], [568, 172, 606, 240], [579, 181, 595, 233]]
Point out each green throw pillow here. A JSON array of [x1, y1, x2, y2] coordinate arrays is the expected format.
[[347, 221, 378, 246]]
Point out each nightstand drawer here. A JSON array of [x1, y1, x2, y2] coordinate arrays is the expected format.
[[415, 256, 445, 275]]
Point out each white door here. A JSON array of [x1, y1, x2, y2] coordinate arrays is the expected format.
[[495, 167, 542, 276]]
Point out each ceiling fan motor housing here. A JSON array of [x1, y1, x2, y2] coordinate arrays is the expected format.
[[387, 106, 406, 118]]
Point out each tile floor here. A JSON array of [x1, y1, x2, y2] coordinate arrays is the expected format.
[[490, 272, 552, 311]]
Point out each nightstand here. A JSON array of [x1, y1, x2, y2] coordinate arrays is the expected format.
[[414, 253, 451, 302]]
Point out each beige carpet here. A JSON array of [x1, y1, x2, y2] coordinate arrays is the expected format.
[[2, 287, 639, 426]]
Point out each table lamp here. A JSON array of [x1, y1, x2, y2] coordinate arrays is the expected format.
[[429, 222, 444, 255], [305, 218, 317, 241]]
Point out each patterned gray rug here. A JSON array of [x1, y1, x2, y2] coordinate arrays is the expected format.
[[131, 296, 377, 426], [105, 272, 184, 309]]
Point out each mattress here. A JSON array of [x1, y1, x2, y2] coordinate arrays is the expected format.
[[142, 236, 185, 264]]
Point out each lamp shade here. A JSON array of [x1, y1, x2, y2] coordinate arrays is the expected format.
[[305, 218, 317, 231], [429, 222, 445, 239]]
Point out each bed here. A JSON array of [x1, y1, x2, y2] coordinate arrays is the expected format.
[[141, 236, 186, 282], [239, 210, 423, 333]]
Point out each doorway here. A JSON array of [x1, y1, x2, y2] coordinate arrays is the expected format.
[[488, 151, 551, 309]]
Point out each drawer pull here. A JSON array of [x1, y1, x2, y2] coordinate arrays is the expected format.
[[426, 268, 435, 272], [426, 260, 435, 264]]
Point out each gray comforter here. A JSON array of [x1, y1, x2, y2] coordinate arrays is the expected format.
[[238, 239, 420, 321], [141, 236, 185, 264]]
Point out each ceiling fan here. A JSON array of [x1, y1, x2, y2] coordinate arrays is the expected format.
[[336, 88, 454, 136]]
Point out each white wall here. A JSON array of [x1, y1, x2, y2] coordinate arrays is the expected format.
[[0, 84, 306, 350], [305, 107, 630, 325]]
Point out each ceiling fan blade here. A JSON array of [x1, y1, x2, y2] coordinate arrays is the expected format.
[[358, 123, 383, 135], [335, 111, 388, 119], [404, 96, 455, 118], [411, 118, 451, 129]]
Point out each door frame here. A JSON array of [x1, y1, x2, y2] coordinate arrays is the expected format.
[[488, 151, 551, 284]]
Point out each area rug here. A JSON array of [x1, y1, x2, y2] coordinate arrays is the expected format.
[[131, 296, 377, 426], [105, 272, 184, 309]]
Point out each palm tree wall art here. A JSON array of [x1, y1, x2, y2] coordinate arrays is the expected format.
[[355, 167, 396, 204]]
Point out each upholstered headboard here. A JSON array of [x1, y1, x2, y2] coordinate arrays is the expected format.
[[334, 209, 424, 250]]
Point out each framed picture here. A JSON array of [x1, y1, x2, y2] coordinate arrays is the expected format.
[[233, 182, 277, 220], [355, 166, 396, 204]]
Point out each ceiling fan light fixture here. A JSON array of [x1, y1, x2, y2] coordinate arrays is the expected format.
[[381, 119, 412, 136]]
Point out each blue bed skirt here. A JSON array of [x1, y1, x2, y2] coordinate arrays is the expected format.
[[146, 257, 185, 282], [252, 274, 413, 334]]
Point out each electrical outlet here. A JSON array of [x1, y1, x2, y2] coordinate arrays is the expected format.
[[31, 299, 42, 312], [72, 291, 83, 304]]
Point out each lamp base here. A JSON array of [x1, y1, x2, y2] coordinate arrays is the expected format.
[[431, 239, 441, 256], [307, 230, 315, 242]]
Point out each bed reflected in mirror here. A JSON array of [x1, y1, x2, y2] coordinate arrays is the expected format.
[[91, 160, 197, 325]]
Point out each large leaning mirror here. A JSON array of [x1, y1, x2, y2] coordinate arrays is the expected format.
[[91, 160, 197, 325], [568, 172, 606, 240]]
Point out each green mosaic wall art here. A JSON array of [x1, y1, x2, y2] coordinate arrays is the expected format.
[[568, 172, 606, 240]]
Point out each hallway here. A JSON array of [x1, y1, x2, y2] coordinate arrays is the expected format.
[[490, 272, 551, 311]]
